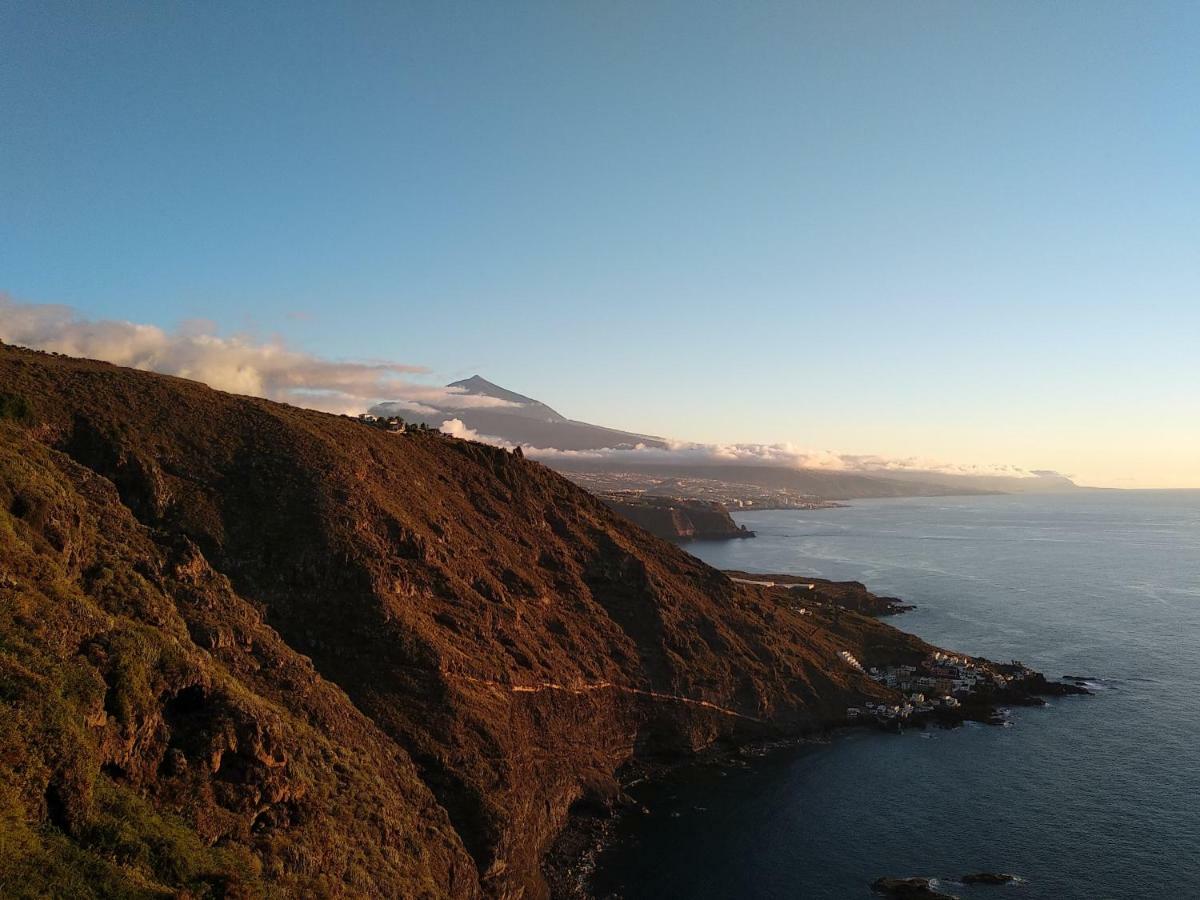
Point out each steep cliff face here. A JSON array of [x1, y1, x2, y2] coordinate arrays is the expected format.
[[600, 495, 754, 541], [0, 416, 476, 898], [723, 571, 916, 616], [0, 344, 933, 898]]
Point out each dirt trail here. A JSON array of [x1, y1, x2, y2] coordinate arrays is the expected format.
[[445, 671, 765, 723]]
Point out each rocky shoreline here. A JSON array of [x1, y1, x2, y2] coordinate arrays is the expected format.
[[542, 733, 830, 899], [542, 578, 1089, 899], [0, 345, 1094, 899], [872, 872, 1020, 899]]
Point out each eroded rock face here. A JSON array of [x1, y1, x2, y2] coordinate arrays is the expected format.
[[1, 344, 944, 898]]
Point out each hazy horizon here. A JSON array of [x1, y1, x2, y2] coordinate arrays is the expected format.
[[3, 3, 1197, 488], [0, 293, 1186, 491]]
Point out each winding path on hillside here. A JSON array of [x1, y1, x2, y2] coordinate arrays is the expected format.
[[443, 671, 766, 723]]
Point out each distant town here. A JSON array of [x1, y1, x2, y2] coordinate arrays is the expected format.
[[561, 470, 844, 511]]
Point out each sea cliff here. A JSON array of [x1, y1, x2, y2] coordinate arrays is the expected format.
[[0, 343, 1080, 899], [599, 494, 755, 541]]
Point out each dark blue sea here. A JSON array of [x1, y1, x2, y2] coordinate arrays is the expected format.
[[590, 491, 1200, 899]]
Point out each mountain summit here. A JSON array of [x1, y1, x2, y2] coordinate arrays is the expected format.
[[446, 375, 566, 422], [372, 377, 669, 451], [374, 378, 1076, 497]]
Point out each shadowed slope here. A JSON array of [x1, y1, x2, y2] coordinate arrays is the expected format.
[[0, 344, 933, 898]]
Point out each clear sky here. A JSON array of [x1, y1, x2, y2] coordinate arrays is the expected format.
[[2, 2, 1198, 487]]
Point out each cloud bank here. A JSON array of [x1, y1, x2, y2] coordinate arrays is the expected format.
[[438, 418, 511, 444], [432, 423, 1049, 481], [2, 296, 1062, 484], [0, 297, 519, 414]]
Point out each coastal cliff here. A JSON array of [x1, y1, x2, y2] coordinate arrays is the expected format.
[[723, 571, 916, 616], [599, 494, 755, 541], [0, 344, 1073, 899]]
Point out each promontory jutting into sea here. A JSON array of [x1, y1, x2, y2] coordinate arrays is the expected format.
[[2, 3, 1196, 898], [593, 494, 1200, 898]]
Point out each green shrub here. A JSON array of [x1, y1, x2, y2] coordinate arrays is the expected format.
[[0, 393, 33, 425]]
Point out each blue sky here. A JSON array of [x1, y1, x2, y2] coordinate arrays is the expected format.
[[2, 2, 1198, 486]]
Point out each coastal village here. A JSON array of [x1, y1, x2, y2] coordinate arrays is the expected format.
[[723, 574, 1072, 733], [845, 650, 1039, 728], [355, 412, 412, 433]]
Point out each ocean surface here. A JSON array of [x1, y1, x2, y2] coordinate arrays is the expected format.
[[589, 491, 1200, 900]]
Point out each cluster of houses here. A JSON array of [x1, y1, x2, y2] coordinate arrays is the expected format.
[[356, 414, 440, 434], [846, 691, 963, 724], [846, 691, 961, 726], [844, 650, 1031, 726], [838, 650, 865, 673], [870, 651, 1015, 695], [357, 413, 408, 433]]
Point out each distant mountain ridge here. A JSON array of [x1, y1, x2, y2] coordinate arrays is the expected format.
[[373, 375, 670, 452], [374, 377, 1078, 498], [445, 376, 567, 421]]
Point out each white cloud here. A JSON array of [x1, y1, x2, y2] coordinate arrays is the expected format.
[[408, 403, 1048, 481], [437, 418, 517, 445], [0, 296, 518, 415], [373, 391, 519, 414], [435, 431, 1042, 480]]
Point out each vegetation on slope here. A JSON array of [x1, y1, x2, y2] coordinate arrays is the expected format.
[[0, 344, 934, 898], [0, 420, 475, 898]]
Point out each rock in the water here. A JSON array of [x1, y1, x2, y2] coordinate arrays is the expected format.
[[963, 872, 1018, 885], [872, 876, 960, 899]]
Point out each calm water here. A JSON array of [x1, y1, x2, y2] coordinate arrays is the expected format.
[[591, 491, 1200, 899]]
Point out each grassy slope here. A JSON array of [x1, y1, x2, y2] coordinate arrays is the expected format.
[[0, 424, 474, 898], [0, 345, 932, 898]]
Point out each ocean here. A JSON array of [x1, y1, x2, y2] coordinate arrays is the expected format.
[[589, 491, 1200, 899]]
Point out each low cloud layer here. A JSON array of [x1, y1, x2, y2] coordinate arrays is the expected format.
[[2, 297, 1062, 484], [0, 297, 519, 414], [530, 443, 1049, 480], [433, 422, 1051, 481], [438, 418, 510, 444]]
